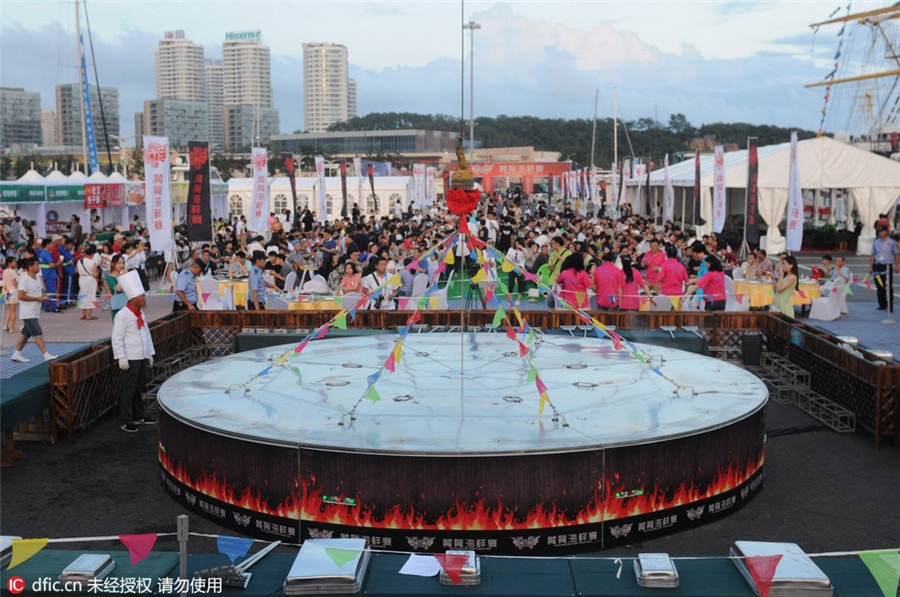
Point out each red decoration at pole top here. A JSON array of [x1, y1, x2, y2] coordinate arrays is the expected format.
[[446, 188, 481, 216]]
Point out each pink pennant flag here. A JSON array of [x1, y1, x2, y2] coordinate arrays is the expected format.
[[535, 376, 547, 394], [745, 554, 783, 597], [315, 325, 329, 340], [518, 340, 529, 356], [435, 261, 447, 275], [484, 286, 495, 304], [201, 292, 212, 303], [407, 259, 421, 271], [433, 553, 470, 585], [865, 276, 873, 290], [293, 339, 309, 353], [735, 293, 745, 303], [384, 352, 396, 372], [407, 310, 421, 325], [397, 297, 409, 310], [120, 533, 158, 566], [506, 325, 516, 340], [523, 272, 537, 283], [796, 289, 807, 299]]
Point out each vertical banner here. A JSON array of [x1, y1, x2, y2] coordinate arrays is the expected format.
[[746, 139, 760, 244], [79, 35, 99, 175], [425, 166, 435, 206], [713, 145, 726, 233], [353, 157, 365, 215], [618, 164, 627, 211], [413, 163, 425, 209], [610, 163, 618, 211], [590, 166, 598, 204], [693, 150, 701, 227], [248, 148, 268, 233], [663, 154, 675, 223], [314, 155, 327, 223], [645, 162, 653, 217], [339, 161, 348, 218], [142, 136, 173, 250], [368, 164, 377, 215], [442, 169, 450, 201], [786, 131, 803, 251], [284, 154, 299, 217], [186, 141, 212, 242]]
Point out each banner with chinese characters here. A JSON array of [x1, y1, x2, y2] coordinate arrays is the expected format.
[[786, 132, 803, 251], [142, 136, 173, 251], [746, 140, 760, 244], [713, 145, 726, 233], [315, 156, 327, 223], [425, 166, 435, 206], [413, 163, 425, 209], [84, 183, 125, 209], [663, 154, 674, 222], [187, 141, 212, 242], [248, 147, 268, 233], [353, 157, 365, 215]]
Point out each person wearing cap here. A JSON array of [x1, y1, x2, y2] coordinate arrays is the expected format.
[[10, 257, 58, 363], [173, 261, 202, 311], [871, 222, 899, 311], [111, 270, 156, 432]]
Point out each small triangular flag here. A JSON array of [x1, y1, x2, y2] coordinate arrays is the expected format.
[[364, 384, 381, 402], [538, 392, 550, 416], [433, 553, 470, 585], [333, 314, 348, 329], [858, 549, 900, 597], [387, 274, 402, 286], [120, 533, 158, 566], [217, 536, 254, 564], [492, 307, 507, 328], [325, 547, 361, 568], [518, 340, 529, 356], [7, 538, 48, 569], [332, 295, 343, 306], [535, 376, 547, 394], [745, 554, 783, 597], [526, 364, 537, 382], [471, 268, 487, 284], [384, 352, 396, 372], [444, 251, 455, 265], [501, 259, 516, 273]]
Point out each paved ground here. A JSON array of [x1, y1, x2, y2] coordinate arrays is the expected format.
[[1, 256, 898, 559]]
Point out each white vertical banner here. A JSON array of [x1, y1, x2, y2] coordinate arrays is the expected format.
[[248, 147, 268, 234], [142, 136, 173, 250], [786, 131, 803, 251], [590, 166, 597, 203], [353, 157, 365, 215], [425, 166, 435, 206], [618, 168, 628, 210], [610, 163, 618, 211], [663, 153, 675, 223], [413, 163, 425, 208], [315, 156, 327, 223], [713, 145, 726, 233]]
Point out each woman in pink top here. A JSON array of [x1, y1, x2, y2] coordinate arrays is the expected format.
[[592, 252, 625, 309], [659, 245, 689, 296], [340, 261, 363, 294], [619, 255, 649, 310], [640, 238, 665, 291], [685, 255, 726, 311], [556, 253, 592, 309], [2, 256, 18, 332]]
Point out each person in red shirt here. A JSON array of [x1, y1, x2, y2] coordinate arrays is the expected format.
[[685, 255, 726, 311], [659, 245, 689, 296], [640, 238, 665, 292], [592, 252, 625, 310], [619, 255, 649, 311], [556, 253, 592, 309]]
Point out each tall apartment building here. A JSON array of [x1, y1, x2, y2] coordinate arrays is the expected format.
[[156, 30, 205, 101], [303, 43, 356, 133], [222, 30, 279, 149], [142, 99, 208, 147], [0, 87, 42, 150], [55, 83, 120, 147], [205, 59, 224, 150], [41, 109, 58, 146]]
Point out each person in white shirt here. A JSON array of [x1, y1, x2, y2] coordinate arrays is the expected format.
[[10, 257, 58, 363], [830, 255, 852, 286], [361, 256, 397, 309], [505, 240, 527, 297], [111, 271, 156, 432]]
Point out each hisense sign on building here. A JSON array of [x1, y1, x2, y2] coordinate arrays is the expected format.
[[225, 31, 261, 42]]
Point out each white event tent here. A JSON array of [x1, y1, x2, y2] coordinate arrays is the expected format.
[[639, 137, 900, 255]]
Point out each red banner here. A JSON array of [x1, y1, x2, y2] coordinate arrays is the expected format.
[[746, 140, 760, 244], [186, 141, 212, 242], [84, 183, 125, 208]]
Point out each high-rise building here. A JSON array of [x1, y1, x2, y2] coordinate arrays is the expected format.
[[205, 59, 224, 150], [55, 83, 120, 147], [0, 87, 42, 150], [222, 30, 278, 149], [303, 43, 355, 133], [142, 99, 209, 148], [134, 112, 145, 149], [41, 109, 58, 146], [156, 30, 205, 101]]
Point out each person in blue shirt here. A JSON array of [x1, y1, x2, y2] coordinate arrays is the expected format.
[[37, 238, 59, 312], [60, 238, 76, 307], [248, 251, 268, 310], [173, 261, 202, 312], [870, 223, 899, 311]]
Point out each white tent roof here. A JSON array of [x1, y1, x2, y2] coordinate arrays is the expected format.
[[67, 171, 87, 181], [17, 169, 44, 183], [106, 172, 126, 183], [86, 170, 108, 182], [45, 170, 69, 183]]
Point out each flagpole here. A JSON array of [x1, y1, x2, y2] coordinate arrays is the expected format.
[[740, 137, 754, 261], [613, 89, 618, 168], [74, 0, 88, 171]]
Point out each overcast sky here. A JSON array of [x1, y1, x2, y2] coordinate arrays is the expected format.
[[0, 0, 878, 139]]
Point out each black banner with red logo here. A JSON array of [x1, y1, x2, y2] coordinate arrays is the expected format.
[[693, 150, 705, 227], [187, 141, 212, 242], [340, 162, 348, 218], [746, 140, 760, 244], [284, 154, 298, 218]]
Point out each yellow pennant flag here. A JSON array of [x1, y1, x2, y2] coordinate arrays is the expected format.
[[591, 317, 606, 330], [538, 392, 550, 416], [513, 308, 524, 329], [475, 248, 484, 264], [444, 251, 455, 265], [387, 274, 402, 287], [429, 297, 439, 309], [669, 296, 681, 310], [393, 342, 403, 365], [471, 268, 488, 284], [8, 538, 49, 569], [501, 259, 516, 273]]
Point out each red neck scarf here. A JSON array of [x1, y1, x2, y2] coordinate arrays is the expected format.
[[126, 302, 144, 328]]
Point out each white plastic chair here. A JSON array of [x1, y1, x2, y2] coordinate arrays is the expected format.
[[266, 296, 290, 310], [263, 273, 276, 288], [283, 271, 297, 293], [312, 274, 328, 287], [302, 279, 329, 293], [221, 285, 235, 310], [649, 295, 674, 311], [725, 276, 750, 311], [822, 281, 849, 314], [429, 272, 453, 310], [411, 273, 429, 298], [169, 270, 179, 290], [808, 287, 842, 321], [732, 268, 745, 281]]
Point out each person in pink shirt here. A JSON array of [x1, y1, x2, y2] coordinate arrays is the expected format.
[[659, 245, 689, 296], [619, 255, 649, 311], [592, 252, 625, 310], [556, 253, 592, 309], [640, 238, 665, 292], [685, 255, 726, 311]]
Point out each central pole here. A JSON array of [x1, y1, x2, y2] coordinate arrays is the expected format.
[[465, 21, 481, 162]]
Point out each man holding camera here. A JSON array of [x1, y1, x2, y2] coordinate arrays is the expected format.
[[870, 221, 899, 312]]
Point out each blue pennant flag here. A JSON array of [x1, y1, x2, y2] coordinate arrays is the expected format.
[[217, 536, 254, 564], [367, 371, 382, 385], [259, 365, 273, 376], [651, 367, 663, 377]]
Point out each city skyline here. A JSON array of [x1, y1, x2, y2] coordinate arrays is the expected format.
[[0, 1, 883, 142]]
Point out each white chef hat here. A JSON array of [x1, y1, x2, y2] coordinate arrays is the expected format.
[[119, 270, 145, 300]]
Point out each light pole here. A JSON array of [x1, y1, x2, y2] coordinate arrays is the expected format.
[[463, 20, 481, 162], [109, 134, 137, 178]]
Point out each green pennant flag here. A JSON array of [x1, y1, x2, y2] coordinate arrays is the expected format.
[[324, 547, 361, 568], [288, 365, 303, 385], [859, 550, 900, 597], [634, 352, 646, 364], [527, 328, 536, 345], [333, 315, 348, 330], [364, 385, 381, 402], [332, 296, 342, 306], [526, 365, 537, 382], [492, 307, 507, 328], [418, 296, 428, 309]]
